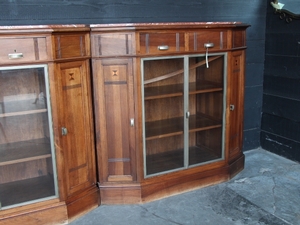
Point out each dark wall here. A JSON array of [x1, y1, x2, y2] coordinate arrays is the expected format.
[[262, 5, 300, 161], [0, 0, 267, 151]]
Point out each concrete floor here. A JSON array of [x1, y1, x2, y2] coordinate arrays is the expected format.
[[70, 148, 300, 225]]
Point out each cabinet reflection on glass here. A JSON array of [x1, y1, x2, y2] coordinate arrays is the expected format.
[[142, 54, 225, 177], [0, 65, 58, 209]]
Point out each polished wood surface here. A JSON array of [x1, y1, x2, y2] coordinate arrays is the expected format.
[[92, 58, 136, 183], [0, 26, 98, 225], [91, 22, 248, 204], [226, 50, 245, 162], [0, 35, 50, 65], [0, 23, 248, 223]]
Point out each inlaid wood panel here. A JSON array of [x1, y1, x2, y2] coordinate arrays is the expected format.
[[51, 60, 96, 197], [53, 33, 89, 59], [91, 33, 134, 57], [92, 58, 136, 183]]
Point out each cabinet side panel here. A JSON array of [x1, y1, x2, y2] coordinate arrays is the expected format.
[[227, 51, 245, 160]]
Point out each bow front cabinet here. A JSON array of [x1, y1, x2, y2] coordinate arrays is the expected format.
[[0, 22, 249, 224], [91, 22, 249, 203]]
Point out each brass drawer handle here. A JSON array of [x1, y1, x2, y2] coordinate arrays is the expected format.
[[158, 45, 169, 51], [204, 43, 214, 48], [8, 52, 24, 59]]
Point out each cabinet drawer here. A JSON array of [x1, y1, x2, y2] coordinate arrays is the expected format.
[[91, 33, 134, 57], [0, 37, 49, 64], [139, 32, 185, 55], [53, 33, 90, 59], [189, 31, 227, 52]]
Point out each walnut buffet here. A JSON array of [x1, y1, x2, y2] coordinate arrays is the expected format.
[[0, 22, 249, 224]]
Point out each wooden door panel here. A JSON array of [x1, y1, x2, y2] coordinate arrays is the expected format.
[[227, 51, 245, 161], [55, 60, 96, 196], [93, 58, 136, 183]]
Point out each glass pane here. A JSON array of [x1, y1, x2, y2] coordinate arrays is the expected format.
[[145, 135, 184, 175], [188, 55, 224, 166], [143, 57, 184, 176], [0, 66, 57, 209]]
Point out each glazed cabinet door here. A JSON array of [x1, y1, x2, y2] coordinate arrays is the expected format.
[[49, 59, 99, 218], [0, 65, 58, 209], [226, 50, 245, 162], [92, 58, 136, 183], [142, 54, 226, 177]]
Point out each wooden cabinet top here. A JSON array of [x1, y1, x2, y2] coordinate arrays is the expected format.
[[90, 22, 250, 32], [0, 23, 250, 60], [0, 22, 250, 33], [0, 25, 90, 65], [0, 24, 90, 34], [90, 22, 250, 57]]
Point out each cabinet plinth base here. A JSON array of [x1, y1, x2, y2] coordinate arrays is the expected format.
[[66, 186, 100, 222], [99, 156, 245, 205], [0, 201, 68, 225], [100, 184, 142, 204], [228, 153, 245, 178], [141, 166, 229, 203]]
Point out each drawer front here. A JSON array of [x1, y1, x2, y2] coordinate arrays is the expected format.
[[91, 33, 134, 57], [139, 32, 185, 55], [0, 37, 49, 65], [54, 33, 90, 59], [189, 31, 227, 52]]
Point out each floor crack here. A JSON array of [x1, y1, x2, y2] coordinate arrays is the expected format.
[[138, 204, 184, 225]]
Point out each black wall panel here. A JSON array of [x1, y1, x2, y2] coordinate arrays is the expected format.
[[0, 0, 267, 151], [262, 4, 300, 161]]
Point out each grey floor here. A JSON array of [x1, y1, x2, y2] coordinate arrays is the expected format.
[[70, 148, 300, 225]]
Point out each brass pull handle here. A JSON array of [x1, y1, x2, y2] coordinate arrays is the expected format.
[[204, 43, 214, 68], [8, 52, 24, 59], [158, 45, 169, 51], [62, 127, 68, 136], [230, 105, 235, 111], [204, 43, 214, 48]]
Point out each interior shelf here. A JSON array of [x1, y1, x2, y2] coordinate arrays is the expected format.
[[0, 175, 55, 208], [189, 81, 223, 95], [0, 138, 51, 166], [0, 99, 47, 118], [146, 145, 221, 175], [145, 113, 222, 140], [144, 81, 222, 100]]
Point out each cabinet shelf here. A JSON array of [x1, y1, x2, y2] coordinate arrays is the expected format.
[[144, 81, 222, 100], [0, 99, 47, 118], [145, 113, 222, 140], [146, 145, 220, 175], [0, 175, 55, 208], [0, 109, 48, 118], [0, 138, 51, 166]]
